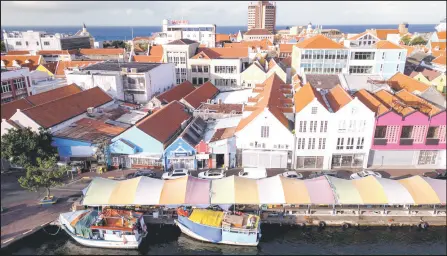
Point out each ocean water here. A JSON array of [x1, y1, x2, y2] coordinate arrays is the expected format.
[[2, 225, 446, 255], [1, 24, 436, 42]]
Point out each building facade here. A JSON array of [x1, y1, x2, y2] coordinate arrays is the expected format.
[[248, 1, 277, 33], [153, 19, 216, 48], [162, 39, 200, 84], [1, 67, 32, 104]]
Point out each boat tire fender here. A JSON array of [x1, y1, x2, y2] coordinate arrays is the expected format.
[[420, 222, 429, 230], [319, 221, 326, 228], [342, 223, 350, 229]]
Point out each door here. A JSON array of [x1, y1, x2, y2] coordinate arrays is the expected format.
[[242, 150, 288, 168], [368, 150, 414, 166]]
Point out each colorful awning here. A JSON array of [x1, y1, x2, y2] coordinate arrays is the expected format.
[[398, 176, 442, 205]]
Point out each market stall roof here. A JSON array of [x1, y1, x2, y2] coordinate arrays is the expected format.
[[185, 176, 211, 205], [375, 177, 414, 205], [304, 176, 336, 205], [352, 176, 388, 205], [281, 177, 311, 204], [257, 176, 286, 204], [326, 176, 363, 205], [211, 176, 259, 204], [108, 177, 141, 205], [421, 177, 446, 204], [134, 177, 165, 205], [398, 176, 441, 205], [82, 178, 118, 206], [159, 176, 189, 205]]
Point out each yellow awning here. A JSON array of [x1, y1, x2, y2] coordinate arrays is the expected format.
[[211, 176, 235, 204], [234, 176, 259, 204], [352, 176, 388, 205], [159, 176, 188, 205], [398, 176, 441, 204], [188, 209, 223, 227], [108, 177, 141, 205], [280, 177, 311, 204]]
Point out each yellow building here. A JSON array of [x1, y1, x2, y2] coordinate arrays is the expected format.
[[410, 67, 446, 94]]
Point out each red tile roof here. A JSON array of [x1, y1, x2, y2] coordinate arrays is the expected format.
[[136, 101, 191, 144], [182, 81, 219, 109], [37, 50, 76, 55], [133, 55, 163, 62], [279, 44, 294, 53], [374, 29, 400, 40], [21, 87, 113, 128], [245, 29, 272, 36], [430, 42, 446, 51], [79, 48, 125, 55], [294, 82, 327, 113], [210, 127, 237, 142], [55, 60, 102, 76], [325, 84, 353, 112], [6, 50, 31, 55], [295, 35, 345, 49], [410, 67, 443, 81], [1, 55, 43, 68], [432, 55, 446, 66], [353, 89, 390, 116], [374, 40, 403, 49], [41, 62, 58, 74], [373, 89, 415, 116], [192, 47, 248, 59], [388, 72, 429, 93], [155, 81, 196, 104], [223, 39, 273, 49], [197, 103, 243, 114], [1, 99, 33, 120], [437, 31, 446, 40], [395, 89, 442, 116], [216, 34, 230, 42]]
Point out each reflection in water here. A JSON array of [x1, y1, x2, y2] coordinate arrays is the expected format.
[[2, 224, 446, 255]]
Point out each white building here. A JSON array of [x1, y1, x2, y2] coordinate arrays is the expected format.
[[1, 67, 31, 103], [162, 39, 200, 84], [435, 18, 446, 32], [235, 74, 295, 168], [2, 26, 91, 52], [294, 83, 375, 170], [153, 19, 216, 48], [188, 47, 250, 90], [29, 69, 68, 95], [243, 29, 274, 43], [66, 62, 175, 104]]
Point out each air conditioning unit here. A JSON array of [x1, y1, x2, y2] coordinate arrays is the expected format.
[[121, 67, 128, 73], [87, 107, 95, 116], [206, 99, 211, 104], [130, 68, 138, 73]]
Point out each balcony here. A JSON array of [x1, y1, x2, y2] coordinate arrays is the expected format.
[[425, 138, 440, 145], [399, 138, 414, 146], [373, 138, 387, 145]]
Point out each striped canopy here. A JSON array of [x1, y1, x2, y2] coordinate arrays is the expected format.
[[82, 175, 446, 206]]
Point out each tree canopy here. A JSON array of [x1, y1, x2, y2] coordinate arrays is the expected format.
[[401, 35, 411, 45], [1, 41, 5, 53], [1, 127, 57, 169], [409, 36, 427, 46]]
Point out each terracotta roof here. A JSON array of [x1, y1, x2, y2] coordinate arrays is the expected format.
[[53, 117, 125, 142], [79, 48, 125, 55], [210, 127, 237, 142], [325, 84, 353, 112], [400, 45, 418, 56], [430, 42, 446, 51], [155, 81, 196, 104], [395, 89, 442, 116], [374, 40, 403, 49], [216, 34, 230, 42], [223, 39, 273, 49], [437, 31, 446, 40], [294, 82, 327, 113], [245, 29, 272, 36], [431, 50, 446, 58], [167, 39, 198, 45], [374, 29, 400, 40], [388, 72, 429, 93], [348, 31, 371, 40], [279, 44, 293, 53], [135, 101, 191, 144], [373, 89, 415, 116], [37, 50, 75, 55], [133, 55, 163, 62], [410, 67, 443, 81], [27, 84, 82, 105], [295, 35, 345, 49], [41, 62, 58, 74], [197, 103, 243, 114], [353, 89, 390, 116], [192, 47, 248, 59], [432, 55, 446, 66], [1, 55, 42, 68], [55, 60, 102, 76], [6, 50, 31, 55], [1, 99, 33, 120], [280, 56, 292, 67], [149, 45, 163, 56], [236, 74, 291, 132], [183, 81, 219, 109], [21, 87, 113, 128]]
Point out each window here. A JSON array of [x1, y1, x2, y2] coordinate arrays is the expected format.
[[309, 121, 317, 133], [261, 126, 269, 138], [296, 156, 324, 169], [297, 138, 306, 149], [1, 81, 12, 93], [351, 108, 357, 115], [382, 52, 385, 60], [418, 151, 438, 165], [299, 121, 307, 133], [346, 137, 354, 149], [396, 64, 400, 71], [348, 120, 356, 132], [308, 138, 316, 150], [192, 77, 198, 85], [385, 125, 400, 143], [214, 66, 237, 74], [380, 64, 383, 72], [13, 78, 26, 90], [351, 52, 375, 60], [36, 41, 39, 46], [198, 77, 203, 84], [192, 65, 197, 73], [400, 126, 413, 139], [336, 138, 344, 150], [311, 107, 318, 114], [318, 138, 326, 150], [44, 41, 50, 46], [15, 41, 22, 46], [398, 52, 402, 60], [204, 77, 209, 82], [25, 41, 29, 46], [338, 120, 346, 132], [374, 126, 387, 138], [358, 120, 366, 132], [349, 66, 373, 74], [356, 137, 364, 149], [427, 126, 439, 139]]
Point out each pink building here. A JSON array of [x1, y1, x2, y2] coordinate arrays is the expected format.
[[355, 89, 446, 168]]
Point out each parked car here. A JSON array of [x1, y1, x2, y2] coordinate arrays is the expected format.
[[350, 170, 382, 180], [308, 170, 338, 179], [277, 171, 303, 179], [162, 169, 190, 180], [126, 169, 157, 179], [238, 167, 267, 179], [198, 169, 225, 180]]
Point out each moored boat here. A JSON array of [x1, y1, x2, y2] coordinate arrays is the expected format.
[[59, 208, 147, 249], [174, 208, 261, 246]]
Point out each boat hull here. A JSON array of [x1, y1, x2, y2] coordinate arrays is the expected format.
[[174, 219, 259, 246]]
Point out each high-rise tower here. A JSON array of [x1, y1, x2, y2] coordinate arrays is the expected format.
[[247, 1, 276, 33]]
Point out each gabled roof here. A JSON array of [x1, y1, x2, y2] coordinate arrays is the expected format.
[[294, 82, 327, 113], [192, 47, 249, 59], [348, 31, 372, 40], [133, 55, 163, 63], [55, 60, 102, 76], [149, 45, 163, 56], [183, 81, 219, 109], [41, 62, 58, 74], [135, 101, 191, 144], [410, 67, 443, 81], [167, 39, 198, 45], [353, 89, 390, 116], [279, 44, 293, 53], [1, 55, 42, 68], [295, 35, 345, 49], [210, 127, 236, 143], [0, 84, 82, 120], [395, 89, 442, 116], [374, 40, 403, 49], [437, 31, 446, 40], [430, 42, 446, 51], [280, 56, 292, 67], [325, 84, 353, 112], [79, 48, 125, 55], [53, 117, 125, 142], [236, 74, 291, 132], [177, 117, 207, 147], [216, 34, 230, 42], [432, 55, 446, 66], [21, 87, 113, 128], [373, 89, 415, 116], [374, 29, 400, 40], [245, 28, 272, 36], [388, 72, 429, 93], [155, 81, 196, 104], [6, 50, 31, 55], [37, 50, 76, 55]]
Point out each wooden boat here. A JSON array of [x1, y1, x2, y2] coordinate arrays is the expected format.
[[174, 208, 261, 246], [59, 208, 147, 249]]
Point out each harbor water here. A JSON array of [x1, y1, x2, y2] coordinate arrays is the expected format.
[[2, 224, 446, 255]]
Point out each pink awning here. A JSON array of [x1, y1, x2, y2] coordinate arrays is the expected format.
[[304, 176, 336, 205], [185, 176, 211, 205]]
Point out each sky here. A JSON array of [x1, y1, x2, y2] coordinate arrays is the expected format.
[[1, 1, 446, 26]]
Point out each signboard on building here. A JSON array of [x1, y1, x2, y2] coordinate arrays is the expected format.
[[196, 153, 210, 160], [170, 20, 189, 25]]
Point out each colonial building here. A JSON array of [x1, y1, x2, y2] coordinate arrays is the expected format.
[[153, 19, 216, 48], [162, 39, 200, 84], [147, 80, 196, 110], [243, 29, 274, 43], [1, 67, 32, 103]]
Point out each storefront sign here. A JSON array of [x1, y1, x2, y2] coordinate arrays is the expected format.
[[196, 153, 210, 160], [170, 20, 189, 25]]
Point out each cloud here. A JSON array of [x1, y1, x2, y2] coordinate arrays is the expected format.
[[1, 1, 445, 26]]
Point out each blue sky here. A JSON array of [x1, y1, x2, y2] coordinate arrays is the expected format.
[[1, 1, 445, 26]]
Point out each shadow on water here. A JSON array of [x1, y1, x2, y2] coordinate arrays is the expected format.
[[1, 224, 446, 255]]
